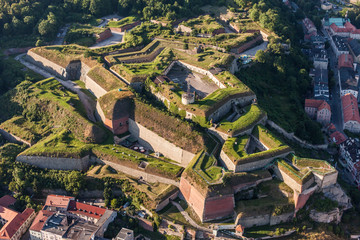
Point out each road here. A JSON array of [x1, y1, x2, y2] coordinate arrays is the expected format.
[[322, 27, 345, 133], [53, 24, 70, 45], [15, 54, 97, 122]]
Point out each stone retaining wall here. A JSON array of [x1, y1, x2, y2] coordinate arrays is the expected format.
[[0, 128, 32, 146], [26, 51, 67, 79], [155, 190, 179, 212], [16, 155, 90, 171], [267, 120, 328, 150], [128, 119, 195, 167], [92, 157, 179, 186], [84, 74, 107, 98], [236, 211, 294, 228]]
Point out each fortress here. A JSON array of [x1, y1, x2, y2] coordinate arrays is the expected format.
[[18, 39, 345, 228]]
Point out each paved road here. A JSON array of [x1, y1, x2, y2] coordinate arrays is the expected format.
[[15, 54, 97, 122], [171, 201, 212, 233], [90, 31, 125, 49], [53, 24, 70, 45], [323, 27, 345, 133]]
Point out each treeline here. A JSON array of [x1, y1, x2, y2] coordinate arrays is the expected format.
[[0, 0, 222, 44], [247, 0, 303, 41]]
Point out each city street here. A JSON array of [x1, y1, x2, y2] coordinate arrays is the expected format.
[[322, 27, 345, 133]]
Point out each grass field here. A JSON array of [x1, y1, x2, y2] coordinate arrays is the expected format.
[[217, 104, 266, 135], [107, 16, 137, 28]]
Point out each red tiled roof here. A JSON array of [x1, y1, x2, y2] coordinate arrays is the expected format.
[[305, 99, 331, 111], [0, 208, 34, 240], [44, 195, 74, 209], [338, 54, 354, 69], [330, 131, 347, 145], [328, 123, 336, 130], [67, 200, 106, 219], [0, 196, 16, 208], [341, 93, 360, 123], [29, 210, 54, 232], [236, 225, 245, 233]]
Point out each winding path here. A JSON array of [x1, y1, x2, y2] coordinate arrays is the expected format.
[[15, 54, 97, 122], [170, 201, 212, 233]]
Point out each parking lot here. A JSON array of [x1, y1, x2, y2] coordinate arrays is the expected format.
[[166, 64, 219, 99]]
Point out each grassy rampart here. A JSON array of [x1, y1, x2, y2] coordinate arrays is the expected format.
[[87, 66, 126, 91], [217, 104, 266, 135]]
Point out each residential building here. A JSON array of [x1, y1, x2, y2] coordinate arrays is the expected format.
[[330, 131, 347, 145], [341, 93, 360, 133], [323, 17, 350, 29], [338, 53, 354, 69], [114, 228, 134, 240], [30, 195, 117, 240], [329, 21, 360, 39], [313, 49, 328, 69], [348, 39, 360, 63], [340, 138, 360, 186], [303, 18, 317, 40], [305, 99, 332, 125], [321, 2, 332, 10], [330, 35, 349, 57], [312, 68, 329, 100], [311, 35, 326, 49], [339, 68, 358, 98], [0, 195, 36, 240]]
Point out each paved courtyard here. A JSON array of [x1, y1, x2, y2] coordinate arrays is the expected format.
[[166, 64, 219, 99]]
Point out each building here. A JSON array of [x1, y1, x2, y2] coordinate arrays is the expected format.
[[330, 35, 349, 57], [330, 131, 347, 145], [114, 228, 134, 240], [94, 28, 112, 43], [0, 195, 36, 240], [303, 18, 317, 40], [305, 99, 332, 125], [338, 53, 354, 69], [341, 93, 360, 133], [312, 68, 329, 100], [321, 2, 333, 10], [313, 49, 328, 69], [323, 17, 350, 29], [340, 138, 360, 186], [339, 68, 358, 98], [329, 21, 360, 39], [30, 195, 117, 240], [348, 39, 360, 63], [311, 35, 326, 49]]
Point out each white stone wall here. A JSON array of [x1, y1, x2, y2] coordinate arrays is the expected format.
[[313, 171, 338, 189], [26, 51, 67, 79], [219, 150, 236, 171], [84, 75, 107, 98], [269, 212, 294, 225], [93, 158, 179, 186], [234, 151, 292, 172], [208, 95, 256, 122], [236, 212, 294, 228], [16, 155, 90, 171], [128, 119, 195, 167], [0, 128, 32, 146], [155, 190, 179, 212], [176, 61, 226, 89]]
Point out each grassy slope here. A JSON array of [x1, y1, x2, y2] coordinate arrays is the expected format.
[[87, 66, 127, 91]]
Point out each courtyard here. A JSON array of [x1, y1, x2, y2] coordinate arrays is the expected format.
[[166, 64, 219, 99]]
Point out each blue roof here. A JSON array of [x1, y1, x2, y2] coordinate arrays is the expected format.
[[324, 18, 350, 27]]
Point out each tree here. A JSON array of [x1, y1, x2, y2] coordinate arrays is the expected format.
[[111, 198, 119, 209], [64, 171, 84, 195]]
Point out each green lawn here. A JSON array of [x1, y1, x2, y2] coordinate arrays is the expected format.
[[217, 104, 266, 135], [107, 16, 137, 28], [87, 66, 127, 92], [193, 153, 222, 183]]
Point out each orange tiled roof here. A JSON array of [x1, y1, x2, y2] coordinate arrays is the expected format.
[[29, 210, 54, 232], [0, 208, 34, 240], [305, 99, 331, 111], [338, 54, 354, 69], [67, 200, 106, 219], [330, 131, 347, 144], [44, 195, 74, 209], [341, 93, 360, 123], [0, 196, 16, 208]]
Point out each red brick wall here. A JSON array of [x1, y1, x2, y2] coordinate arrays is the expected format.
[[294, 190, 315, 211], [179, 177, 192, 201], [203, 195, 234, 221], [110, 21, 141, 32], [95, 28, 112, 43], [103, 116, 129, 135], [231, 34, 263, 54], [212, 28, 226, 36]]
